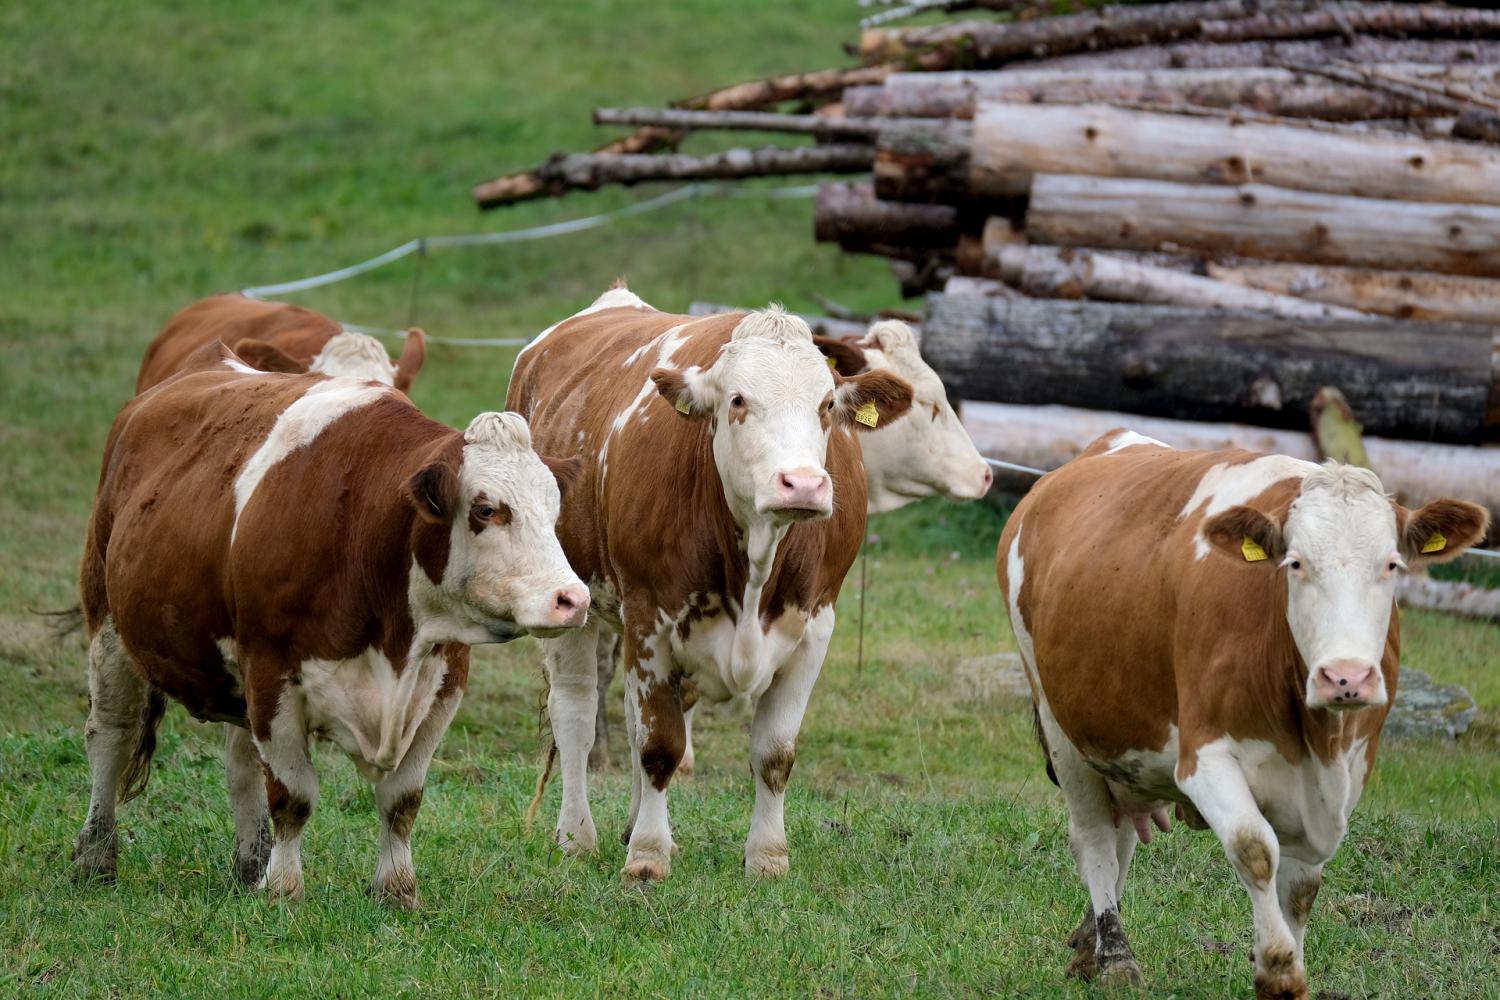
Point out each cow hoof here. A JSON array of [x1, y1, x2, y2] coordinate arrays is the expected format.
[[71, 856, 118, 886], [621, 856, 670, 883], [556, 825, 599, 857], [234, 829, 272, 887], [1253, 973, 1308, 1000], [1098, 958, 1143, 988], [371, 880, 420, 912], [72, 829, 118, 885], [263, 871, 305, 905], [1064, 950, 1098, 981], [745, 848, 790, 878]]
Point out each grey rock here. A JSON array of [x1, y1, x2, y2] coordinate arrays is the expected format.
[[1384, 668, 1478, 742]]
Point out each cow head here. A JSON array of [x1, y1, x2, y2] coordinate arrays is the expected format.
[[302, 329, 426, 395], [405, 412, 588, 642], [652, 307, 913, 526], [817, 321, 992, 514], [1205, 463, 1488, 712]]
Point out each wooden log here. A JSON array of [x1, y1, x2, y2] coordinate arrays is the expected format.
[[922, 293, 1496, 442], [860, 1, 1278, 66], [674, 65, 894, 111], [474, 126, 682, 208], [814, 182, 964, 252], [593, 107, 899, 137], [994, 244, 1368, 319], [481, 144, 874, 205], [1207, 261, 1500, 325], [1395, 575, 1500, 621], [1024, 37, 1500, 72], [959, 399, 1500, 523], [964, 103, 1500, 205], [1283, 61, 1500, 142], [843, 65, 1497, 120], [1026, 173, 1500, 278], [864, 3, 1500, 68]]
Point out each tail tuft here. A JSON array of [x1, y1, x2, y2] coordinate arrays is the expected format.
[[119, 689, 167, 803]]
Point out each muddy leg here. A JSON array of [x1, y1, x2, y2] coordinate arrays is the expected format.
[[224, 723, 271, 886], [587, 630, 617, 772]]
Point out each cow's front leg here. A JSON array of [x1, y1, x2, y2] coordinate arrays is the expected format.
[[588, 629, 617, 772], [1180, 743, 1306, 1000], [744, 608, 831, 877], [622, 629, 683, 882], [677, 682, 699, 777], [369, 676, 464, 911], [546, 621, 601, 854], [249, 677, 318, 905], [224, 723, 271, 886], [1276, 855, 1323, 966]]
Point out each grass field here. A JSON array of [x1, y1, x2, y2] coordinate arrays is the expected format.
[[2, 2, 1497, 997]]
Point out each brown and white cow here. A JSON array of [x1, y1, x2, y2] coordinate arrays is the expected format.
[[75, 343, 588, 906], [585, 317, 992, 772], [508, 284, 913, 880], [997, 432, 1488, 998], [137, 292, 425, 394]]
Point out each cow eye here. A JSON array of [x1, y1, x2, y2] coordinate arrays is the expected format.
[[1289, 559, 1302, 571], [730, 394, 745, 408], [825, 399, 835, 412], [475, 505, 495, 520]]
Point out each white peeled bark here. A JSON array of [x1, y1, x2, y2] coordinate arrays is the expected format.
[[959, 400, 1500, 518], [1207, 261, 1500, 325], [968, 103, 1500, 204], [994, 244, 1368, 319], [1396, 574, 1500, 621]]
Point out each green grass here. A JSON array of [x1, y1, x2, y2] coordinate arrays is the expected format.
[[2, 1, 1498, 997]]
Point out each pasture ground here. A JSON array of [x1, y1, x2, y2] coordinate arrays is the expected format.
[[2, 2, 1496, 996]]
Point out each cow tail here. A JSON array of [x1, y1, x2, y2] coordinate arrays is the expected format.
[[1032, 703, 1059, 788], [118, 688, 167, 804], [523, 741, 558, 833]]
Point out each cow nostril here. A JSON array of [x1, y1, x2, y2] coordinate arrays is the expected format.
[[1339, 678, 1347, 686], [556, 591, 576, 611]]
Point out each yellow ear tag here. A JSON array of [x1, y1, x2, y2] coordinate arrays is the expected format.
[[1241, 536, 1268, 562], [674, 397, 691, 415], [1421, 532, 1447, 554], [826, 356, 837, 369], [854, 401, 879, 428]]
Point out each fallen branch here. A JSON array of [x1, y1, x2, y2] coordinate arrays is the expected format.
[[1020, 37, 1500, 72], [673, 65, 894, 111], [1281, 61, 1500, 142], [593, 107, 897, 137], [474, 127, 683, 208]]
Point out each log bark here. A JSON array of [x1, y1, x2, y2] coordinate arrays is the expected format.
[[864, 3, 1500, 68], [1280, 61, 1500, 142], [474, 127, 682, 208], [593, 107, 901, 137], [860, 1, 1279, 66], [994, 244, 1368, 319], [844, 65, 1497, 120], [1207, 261, 1500, 325], [962, 103, 1500, 204], [922, 293, 1496, 442], [481, 144, 874, 206], [1023, 37, 1500, 71], [673, 65, 894, 111], [959, 400, 1500, 520], [1026, 173, 1500, 278], [814, 182, 964, 252]]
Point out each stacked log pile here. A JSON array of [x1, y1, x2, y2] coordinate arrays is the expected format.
[[475, 1, 1500, 547]]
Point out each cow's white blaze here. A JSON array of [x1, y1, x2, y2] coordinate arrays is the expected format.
[[854, 321, 991, 512], [1182, 454, 1316, 560], [425, 412, 587, 640], [1281, 465, 1398, 710], [308, 331, 400, 384]]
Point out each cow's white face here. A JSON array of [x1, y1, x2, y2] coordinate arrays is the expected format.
[[1206, 464, 1489, 713], [407, 412, 588, 641], [308, 331, 401, 384], [845, 322, 992, 514], [653, 308, 915, 527]]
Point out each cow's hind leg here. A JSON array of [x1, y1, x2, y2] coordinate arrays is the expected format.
[[224, 723, 271, 886], [369, 684, 463, 910], [621, 629, 683, 882], [677, 683, 699, 777], [744, 609, 830, 877], [251, 683, 318, 905], [1043, 711, 1143, 986], [588, 630, 617, 772], [74, 619, 160, 883], [547, 621, 601, 854], [1276, 855, 1323, 973]]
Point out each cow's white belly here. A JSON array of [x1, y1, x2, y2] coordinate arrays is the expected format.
[[1218, 736, 1370, 864], [299, 648, 449, 780], [671, 606, 810, 703]]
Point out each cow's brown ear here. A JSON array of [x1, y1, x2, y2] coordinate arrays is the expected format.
[[814, 335, 868, 377], [1398, 498, 1490, 566], [232, 339, 303, 374], [834, 369, 913, 432], [405, 460, 457, 524], [1203, 505, 1286, 566], [394, 328, 426, 395], [651, 367, 705, 418], [542, 455, 584, 501]]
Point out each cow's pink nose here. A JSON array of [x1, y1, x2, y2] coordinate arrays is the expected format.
[[774, 471, 830, 510], [1313, 659, 1380, 708], [551, 585, 590, 627], [979, 465, 994, 491]]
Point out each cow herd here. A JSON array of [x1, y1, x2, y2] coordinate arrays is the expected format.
[[72, 286, 1488, 999]]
